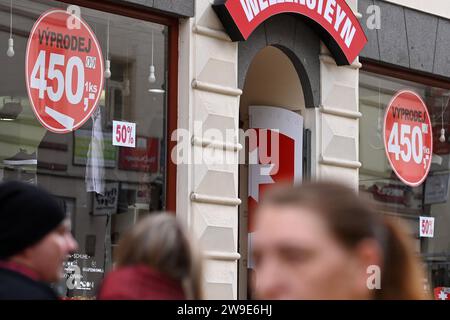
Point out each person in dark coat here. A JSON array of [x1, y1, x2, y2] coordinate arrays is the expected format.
[[0, 181, 78, 300]]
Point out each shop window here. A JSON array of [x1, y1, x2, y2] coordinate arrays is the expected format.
[[359, 70, 450, 298], [0, 0, 170, 299]]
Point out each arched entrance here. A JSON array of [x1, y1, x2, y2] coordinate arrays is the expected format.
[[237, 13, 322, 299], [238, 44, 313, 298]]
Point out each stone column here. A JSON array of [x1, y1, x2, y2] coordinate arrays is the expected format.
[[316, 0, 362, 189], [178, 0, 241, 300]]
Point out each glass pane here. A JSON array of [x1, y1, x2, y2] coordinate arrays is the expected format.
[[359, 71, 450, 297], [0, 0, 168, 299]]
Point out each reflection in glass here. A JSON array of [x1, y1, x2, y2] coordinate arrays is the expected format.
[[360, 71, 450, 297], [0, 0, 168, 300]]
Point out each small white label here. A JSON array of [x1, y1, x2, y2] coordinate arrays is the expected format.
[[112, 120, 136, 148], [419, 216, 435, 238]]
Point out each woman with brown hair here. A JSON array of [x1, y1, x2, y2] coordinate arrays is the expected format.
[[98, 213, 202, 300], [252, 181, 430, 300]]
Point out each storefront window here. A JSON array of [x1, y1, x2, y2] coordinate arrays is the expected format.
[[360, 70, 450, 297], [0, 0, 169, 299]]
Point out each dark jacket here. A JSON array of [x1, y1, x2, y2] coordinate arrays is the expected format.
[[0, 267, 58, 300], [98, 265, 186, 300]]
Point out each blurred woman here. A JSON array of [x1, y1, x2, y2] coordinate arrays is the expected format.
[[98, 213, 202, 300], [252, 182, 430, 300]]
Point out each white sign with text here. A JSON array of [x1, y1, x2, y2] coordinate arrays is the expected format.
[[419, 216, 435, 238], [113, 120, 136, 148]]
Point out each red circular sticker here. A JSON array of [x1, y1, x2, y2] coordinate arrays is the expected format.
[[384, 90, 433, 187], [26, 9, 104, 133]]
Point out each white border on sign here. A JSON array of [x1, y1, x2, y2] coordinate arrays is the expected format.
[[25, 9, 105, 134], [419, 216, 435, 238], [112, 120, 136, 148], [383, 90, 433, 187]]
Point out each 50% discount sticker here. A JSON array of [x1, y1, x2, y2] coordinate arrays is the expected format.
[[113, 121, 136, 148]]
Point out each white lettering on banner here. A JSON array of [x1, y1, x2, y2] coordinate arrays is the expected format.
[[334, 4, 346, 32], [239, 0, 356, 48], [341, 16, 356, 47], [324, 0, 335, 24], [306, 0, 316, 10], [258, 0, 269, 11], [240, 0, 260, 22], [317, 0, 324, 15]]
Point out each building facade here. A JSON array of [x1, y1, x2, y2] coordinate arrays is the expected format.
[[1, 0, 450, 300]]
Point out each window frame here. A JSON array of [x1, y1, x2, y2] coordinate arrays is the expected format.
[[59, 0, 179, 213], [361, 58, 450, 91]]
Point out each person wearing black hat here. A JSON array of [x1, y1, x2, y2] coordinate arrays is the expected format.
[[0, 181, 78, 300]]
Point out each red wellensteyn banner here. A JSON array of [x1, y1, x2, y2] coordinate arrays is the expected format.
[[213, 0, 367, 65]]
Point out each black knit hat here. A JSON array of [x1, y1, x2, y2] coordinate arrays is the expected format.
[[0, 181, 66, 259]]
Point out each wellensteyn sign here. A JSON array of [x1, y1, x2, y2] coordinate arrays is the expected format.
[[213, 0, 367, 65]]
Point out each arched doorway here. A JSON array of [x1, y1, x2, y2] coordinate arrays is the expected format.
[[238, 45, 311, 299]]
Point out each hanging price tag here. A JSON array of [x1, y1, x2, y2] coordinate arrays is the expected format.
[[384, 90, 433, 187], [26, 9, 104, 133], [113, 121, 136, 148]]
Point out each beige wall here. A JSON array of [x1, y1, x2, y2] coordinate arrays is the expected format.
[[178, 0, 240, 300], [240, 47, 305, 114]]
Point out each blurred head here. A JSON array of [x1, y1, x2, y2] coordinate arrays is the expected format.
[[0, 181, 78, 282], [14, 218, 78, 283], [252, 182, 428, 300], [116, 213, 203, 299]]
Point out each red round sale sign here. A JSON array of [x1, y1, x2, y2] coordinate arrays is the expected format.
[[384, 90, 433, 187], [26, 9, 104, 133]]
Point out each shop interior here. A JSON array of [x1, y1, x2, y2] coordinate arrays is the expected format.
[[359, 71, 450, 293], [0, 0, 168, 299]]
